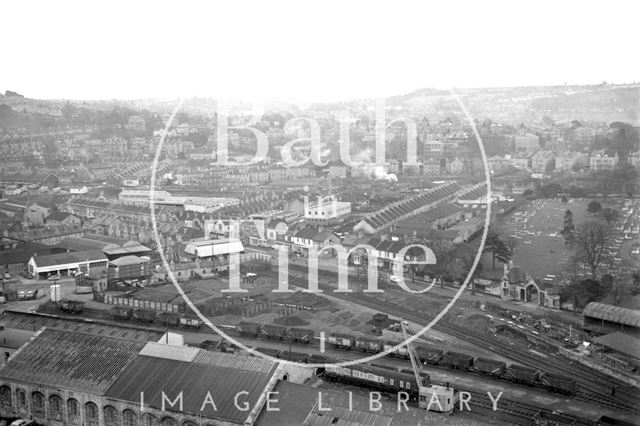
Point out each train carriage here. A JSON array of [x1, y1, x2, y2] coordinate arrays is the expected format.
[[383, 340, 410, 359], [236, 321, 261, 337], [261, 324, 287, 340], [415, 346, 444, 365], [289, 328, 314, 344], [325, 364, 430, 399], [328, 333, 355, 349], [157, 311, 181, 327], [61, 300, 85, 314], [441, 351, 474, 371], [474, 357, 507, 377], [179, 316, 202, 328], [133, 309, 156, 323], [507, 364, 540, 385], [111, 306, 133, 320], [354, 337, 383, 353], [540, 373, 576, 395]]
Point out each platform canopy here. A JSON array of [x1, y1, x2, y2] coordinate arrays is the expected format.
[[593, 332, 640, 360]]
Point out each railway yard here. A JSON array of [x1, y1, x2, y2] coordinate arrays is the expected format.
[[11, 256, 639, 426]]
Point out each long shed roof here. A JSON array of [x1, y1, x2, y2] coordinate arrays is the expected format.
[[583, 302, 640, 328]]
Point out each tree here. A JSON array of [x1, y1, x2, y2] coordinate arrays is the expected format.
[[559, 278, 609, 309], [600, 207, 619, 225], [574, 221, 611, 280], [587, 200, 602, 215], [539, 183, 563, 198], [483, 231, 511, 270], [561, 210, 575, 247], [523, 189, 534, 198], [610, 275, 628, 306]]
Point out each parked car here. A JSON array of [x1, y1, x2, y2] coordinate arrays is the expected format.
[[48, 274, 61, 281]]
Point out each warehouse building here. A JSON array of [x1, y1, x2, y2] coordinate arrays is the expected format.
[[107, 255, 152, 288], [0, 325, 311, 426], [583, 302, 640, 337], [184, 237, 244, 260], [27, 250, 108, 279]]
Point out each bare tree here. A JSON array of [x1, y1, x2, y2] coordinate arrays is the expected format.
[[574, 221, 611, 280], [612, 275, 629, 306]]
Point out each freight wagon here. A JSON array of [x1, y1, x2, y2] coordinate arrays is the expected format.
[[507, 364, 540, 385], [328, 333, 355, 349], [354, 337, 383, 353], [474, 357, 507, 377], [415, 346, 444, 365], [236, 321, 261, 337], [133, 309, 157, 323], [60, 300, 85, 314], [157, 311, 181, 327], [111, 306, 133, 320], [383, 341, 410, 359], [540, 372, 577, 395], [260, 324, 287, 340], [441, 351, 474, 370], [179, 316, 202, 328], [289, 328, 314, 344]]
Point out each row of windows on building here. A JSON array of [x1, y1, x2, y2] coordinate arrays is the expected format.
[[0, 386, 213, 426]]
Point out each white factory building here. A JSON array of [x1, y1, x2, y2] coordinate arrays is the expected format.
[[183, 237, 245, 259], [28, 250, 108, 279], [304, 195, 351, 223], [118, 189, 239, 213]]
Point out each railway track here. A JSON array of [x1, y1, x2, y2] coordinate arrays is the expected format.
[[280, 265, 640, 413], [329, 289, 640, 414], [37, 307, 622, 425]]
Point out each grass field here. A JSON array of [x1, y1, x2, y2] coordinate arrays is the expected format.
[[492, 198, 618, 279]]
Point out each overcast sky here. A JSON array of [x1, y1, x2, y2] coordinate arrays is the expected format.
[[1, 0, 637, 102]]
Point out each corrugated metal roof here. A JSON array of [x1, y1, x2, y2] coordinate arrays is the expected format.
[[105, 355, 278, 423], [1, 311, 163, 342], [140, 342, 199, 362], [31, 249, 107, 267], [593, 332, 640, 359], [583, 302, 640, 328], [0, 328, 145, 394], [193, 350, 274, 374]]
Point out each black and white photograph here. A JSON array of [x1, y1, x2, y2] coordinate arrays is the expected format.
[[0, 1, 638, 425]]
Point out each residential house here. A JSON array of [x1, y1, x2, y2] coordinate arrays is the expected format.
[[45, 211, 81, 227], [590, 149, 619, 171], [23, 203, 50, 227], [531, 150, 555, 172], [290, 227, 341, 257], [555, 152, 588, 172], [514, 133, 540, 153], [510, 152, 534, 170]]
